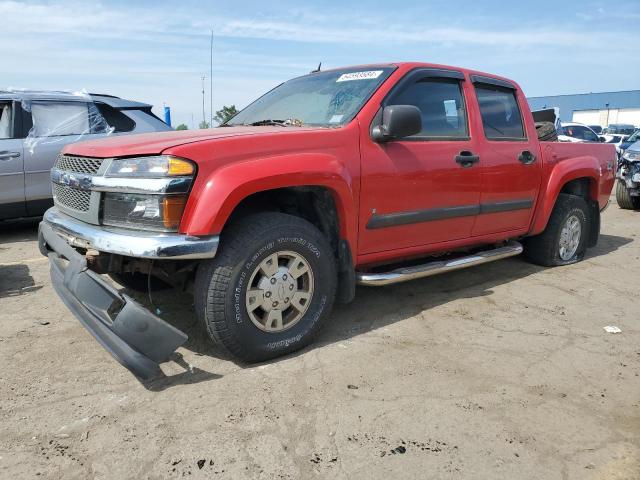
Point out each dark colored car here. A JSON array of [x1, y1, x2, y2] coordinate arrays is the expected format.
[[604, 124, 636, 135], [618, 129, 640, 155]]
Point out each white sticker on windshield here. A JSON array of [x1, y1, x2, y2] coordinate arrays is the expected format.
[[329, 114, 344, 123], [336, 70, 383, 82]]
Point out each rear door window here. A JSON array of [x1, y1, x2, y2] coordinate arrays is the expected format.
[[27, 101, 110, 137], [474, 84, 526, 140], [30, 102, 90, 136]]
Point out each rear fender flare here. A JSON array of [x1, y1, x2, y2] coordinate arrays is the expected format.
[[530, 156, 600, 236]]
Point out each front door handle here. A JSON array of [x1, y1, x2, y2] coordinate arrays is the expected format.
[[0, 151, 21, 161], [455, 151, 480, 168], [518, 150, 536, 165]]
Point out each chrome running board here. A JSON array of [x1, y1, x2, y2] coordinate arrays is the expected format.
[[356, 241, 523, 286]]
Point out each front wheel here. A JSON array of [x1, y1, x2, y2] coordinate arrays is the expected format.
[[194, 213, 337, 362], [615, 181, 640, 210], [524, 194, 589, 267]]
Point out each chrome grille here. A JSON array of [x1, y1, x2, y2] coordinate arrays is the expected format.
[[53, 184, 91, 212], [54, 155, 104, 175]]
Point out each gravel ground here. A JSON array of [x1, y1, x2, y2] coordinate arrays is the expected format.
[[0, 196, 639, 479]]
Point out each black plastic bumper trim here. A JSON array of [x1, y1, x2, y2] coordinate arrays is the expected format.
[[39, 221, 187, 379]]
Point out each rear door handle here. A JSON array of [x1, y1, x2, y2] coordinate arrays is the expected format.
[[0, 151, 21, 161], [518, 150, 536, 165], [455, 151, 480, 168]]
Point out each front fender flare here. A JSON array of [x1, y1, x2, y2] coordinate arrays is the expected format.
[[180, 153, 357, 247]]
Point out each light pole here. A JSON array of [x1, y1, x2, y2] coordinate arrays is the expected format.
[[201, 75, 206, 128], [210, 30, 214, 126]]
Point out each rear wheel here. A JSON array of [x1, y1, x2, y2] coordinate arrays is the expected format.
[[195, 212, 337, 362], [615, 181, 640, 210], [524, 194, 589, 266]]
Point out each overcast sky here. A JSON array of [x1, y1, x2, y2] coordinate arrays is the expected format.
[[2, 0, 639, 128]]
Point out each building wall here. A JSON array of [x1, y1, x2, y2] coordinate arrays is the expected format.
[[572, 108, 640, 127], [527, 90, 640, 127]]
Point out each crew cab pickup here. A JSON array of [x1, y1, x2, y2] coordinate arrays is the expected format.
[[38, 63, 616, 378]]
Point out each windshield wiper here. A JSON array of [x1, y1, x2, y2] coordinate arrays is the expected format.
[[243, 118, 304, 127]]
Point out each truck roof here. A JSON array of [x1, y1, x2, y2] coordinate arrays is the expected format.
[[306, 61, 518, 87]]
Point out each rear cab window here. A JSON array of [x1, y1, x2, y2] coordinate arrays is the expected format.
[[473, 79, 526, 141]]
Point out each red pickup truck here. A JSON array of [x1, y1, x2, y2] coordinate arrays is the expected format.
[[39, 62, 616, 378]]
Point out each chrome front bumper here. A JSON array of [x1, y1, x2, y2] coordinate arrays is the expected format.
[[41, 207, 219, 259]]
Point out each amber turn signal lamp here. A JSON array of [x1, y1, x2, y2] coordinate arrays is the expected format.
[[168, 157, 195, 176], [162, 195, 188, 229]]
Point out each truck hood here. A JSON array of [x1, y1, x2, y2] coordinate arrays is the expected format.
[[63, 126, 318, 158]]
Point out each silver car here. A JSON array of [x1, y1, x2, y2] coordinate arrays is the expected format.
[[0, 91, 171, 220]]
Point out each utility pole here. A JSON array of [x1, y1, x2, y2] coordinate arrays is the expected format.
[[201, 75, 206, 128], [210, 30, 214, 126]]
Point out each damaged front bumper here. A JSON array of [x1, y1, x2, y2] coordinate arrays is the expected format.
[[38, 217, 193, 379]]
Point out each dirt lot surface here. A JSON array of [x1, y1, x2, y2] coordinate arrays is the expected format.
[[1, 198, 639, 480]]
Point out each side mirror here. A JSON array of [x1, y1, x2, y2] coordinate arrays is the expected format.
[[599, 136, 606, 142], [371, 105, 422, 142]]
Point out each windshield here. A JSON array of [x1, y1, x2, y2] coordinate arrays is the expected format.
[[563, 125, 599, 142], [227, 67, 395, 127], [608, 125, 636, 135], [626, 130, 640, 142]]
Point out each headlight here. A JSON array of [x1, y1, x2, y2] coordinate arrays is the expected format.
[[623, 151, 640, 161], [102, 193, 188, 231], [105, 155, 195, 177], [101, 155, 195, 232]]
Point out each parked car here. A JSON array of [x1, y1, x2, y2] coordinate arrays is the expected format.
[[600, 133, 630, 158], [588, 125, 603, 134], [604, 124, 636, 135], [617, 129, 640, 156], [0, 91, 171, 220], [38, 62, 616, 378], [616, 141, 640, 209], [558, 122, 601, 143]]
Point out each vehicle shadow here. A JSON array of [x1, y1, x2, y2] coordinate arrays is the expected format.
[[0, 218, 40, 244], [135, 233, 632, 389], [0, 264, 43, 298]]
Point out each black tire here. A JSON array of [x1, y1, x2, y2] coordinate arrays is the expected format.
[[108, 272, 170, 293], [524, 193, 589, 267], [615, 181, 640, 210], [194, 212, 337, 362], [535, 122, 558, 142]]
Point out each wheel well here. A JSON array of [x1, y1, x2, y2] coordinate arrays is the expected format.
[[558, 177, 600, 248], [225, 186, 341, 253], [560, 177, 593, 201], [223, 186, 356, 303]]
